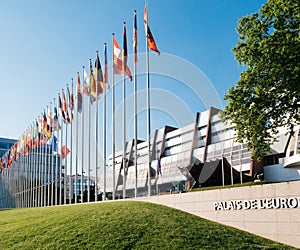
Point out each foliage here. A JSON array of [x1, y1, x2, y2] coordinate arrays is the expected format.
[[0, 201, 293, 249], [221, 0, 300, 159]]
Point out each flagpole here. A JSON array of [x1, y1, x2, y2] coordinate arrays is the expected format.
[[64, 87, 68, 205], [75, 73, 80, 204], [103, 43, 107, 201], [25, 131, 29, 207], [123, 21, 127, 200], [81, 67, 85, 203], [54, 98, 59, 206], [51, 101, 55, 206], [133, 9, 138, 198], [64, 84, 70, 205], [112, 33, 116, 200], [59, 93, 63, 206], [30, 129, 33, 207], [95, 51, 99, 202], [32, 127, 36, 207], [33, 125, 39, 207], [88, 60, 93, 203], [34, 121, 38, 207], [43, 110, 47, 206], [69, 79, 73, 204], [41, 114, 45, 207], [47, 103, 52, 206], [37, 123, 41, 207], [146, 0, 152, 196], [26, 132, 30, 207]]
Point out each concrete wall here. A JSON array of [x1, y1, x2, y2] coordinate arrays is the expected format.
[[136, 181, 300, 248]]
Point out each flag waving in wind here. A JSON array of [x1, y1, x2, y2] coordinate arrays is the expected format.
[[113, 36, 132, 81], [123, 22, 128, 71], [104, 43, 109, 88], [77, 72, 83, 113], [83, 67, 90, 96], [144, 1, 160, 55], [61, 145, 70, 160], [89, 59, 96, 104], [94, 51, 104, 96], [133, 10, 138, 63]]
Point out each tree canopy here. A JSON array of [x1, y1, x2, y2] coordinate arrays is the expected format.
[[221, 0, 300, 160]]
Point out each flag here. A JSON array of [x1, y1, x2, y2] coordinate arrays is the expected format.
[[59, 93, 66, 123], [58, 94, 66, 123], [62, 90, 67, 113], [94, 52, 104, 96], [53, 100, 60, 131], [61, 145, 70, 160], [144, 2, 160, 55], [83, 68, 90, 96], [133, 10, 138, 63], [77, 72, 83, 113], [89, 60, 96, 104], [35, 120, 40, 146], [43, 111, 48, 135], [46, 108, 53, 138], [67, 85, 74, 120], [104, 43, 109, 87], [70, 86, 75, 114], [123, 22, 128, 71], [58, 94, 62, 115], [113, 37, 132, 81], [61, 90, 70, 123]]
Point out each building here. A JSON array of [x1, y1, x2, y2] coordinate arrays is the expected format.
[[68, 174, 96, 203], [103, 107, 300, 198], [0, 142, 62, 208], [0, 137, 16, 158]]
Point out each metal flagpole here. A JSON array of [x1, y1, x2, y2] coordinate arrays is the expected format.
[[88, 60, 92, 203], [23, 133, 27, 207], [37, 124, 41, 207], [31, 125, 35, 207], [69, 79, 74, 204], [103, 43, 107, 201], [34, 122, 38, 207], [45, 111, 49, 206], [41, 120, 45, 207], [81, 67, 85, 203], [133, 10, 138, 198], [64, 87, 68, 205], [112, 33, 116, 200], [25, 132, 28, 207], [95, 51, 99, 202], [75, 73, 80, 204], [54, 98, 59, 206], [59, 92, 64, 206], [51, 101, 55, 206], [145, 0, 152, 196], [45, 107, 50, 206], [25, 132, 29, 207], [123, 22, 127, 200], [47, 103, 52, 206], [25, 136, 28, 207]]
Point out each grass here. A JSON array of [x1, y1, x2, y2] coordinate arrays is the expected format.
[[0, 201, 295, 249]]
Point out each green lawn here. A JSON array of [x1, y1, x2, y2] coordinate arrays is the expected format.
[[0, 201, 294, 249]]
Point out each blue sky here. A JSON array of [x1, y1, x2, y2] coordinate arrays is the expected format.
[[0, 0, 267, 140]]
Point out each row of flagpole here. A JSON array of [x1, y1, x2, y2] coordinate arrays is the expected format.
[[0, 1, 160, 208]]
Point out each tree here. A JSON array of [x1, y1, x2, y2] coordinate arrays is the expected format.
[[221, 0, 300, 160]]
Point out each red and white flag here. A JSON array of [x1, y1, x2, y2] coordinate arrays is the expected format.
[[113, 37, 132, 81]]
